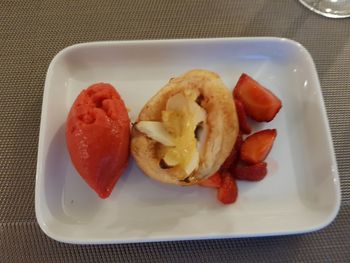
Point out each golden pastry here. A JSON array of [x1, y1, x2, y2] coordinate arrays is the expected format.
[[131, 69, 239, 185]]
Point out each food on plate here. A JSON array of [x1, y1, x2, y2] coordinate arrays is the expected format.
[[217, 172, 238, 204], [234, 99, 251, 134], [219, 132, 243, 172], [240, 129, 277, 164], [64, 71, 281, 205], [200, 73, 282, 205], [66, 83, 130, 199], [233, 73, 282, 122], [131, 69, 239, 185], [233, 162, 268, 181], [198, 172, 222, 188]]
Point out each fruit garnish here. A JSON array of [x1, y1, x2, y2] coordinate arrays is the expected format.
[[240, 129, 277, 164], [234, 99, 251, 134], [233, 162, 267, 181], [198, 172, 222, 188], [136, 90, 207, 176], [217, 172, 238, 204], [220, 132, 243, 172], [234, 73, 282, 122], [201, 73, 282, 205], [135, 121, 175, 146]]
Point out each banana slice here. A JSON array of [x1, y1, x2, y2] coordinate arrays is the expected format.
[[135, 121, 175, 146]]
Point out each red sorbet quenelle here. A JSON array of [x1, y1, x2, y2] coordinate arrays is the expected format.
[[66, 83, 130, 199]]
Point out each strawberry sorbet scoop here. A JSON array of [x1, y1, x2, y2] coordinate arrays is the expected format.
[[66, 83, 130, 198]]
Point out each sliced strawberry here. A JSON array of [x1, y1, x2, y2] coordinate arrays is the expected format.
[[217, 172, 238, 205], [240, 129, 277, 164], [234, 99, 251, 134], [220, 132, 243, 172], [233, 162, 267, 181], [234, 74, 282, 122], [199, 172, 222, 188]]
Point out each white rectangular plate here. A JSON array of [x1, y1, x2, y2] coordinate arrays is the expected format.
[[35, 38, 341, 244]]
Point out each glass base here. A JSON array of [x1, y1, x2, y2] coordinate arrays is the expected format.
[[299, 0, 350, 18]]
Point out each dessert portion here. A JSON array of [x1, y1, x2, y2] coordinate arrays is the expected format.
[[64, 71, 282, 205], [131, 69, 239, 185], [66, 83, 130, 198]]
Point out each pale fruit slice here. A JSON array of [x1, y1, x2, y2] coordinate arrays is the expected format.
[[162, 146, 200, 175], [188, 99, 206, 125], [135, 121, 175, 146], [197, 122, 208, 155], [184, 148, 199, 175], [163, 150, 180, 166], [138, 92, 208, 176], [166, 93, 206, 126], [162, 92, 207, 175], [166, 93, 187, 111]]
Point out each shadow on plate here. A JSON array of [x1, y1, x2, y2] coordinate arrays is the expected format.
[[44, 124, 102, 224]]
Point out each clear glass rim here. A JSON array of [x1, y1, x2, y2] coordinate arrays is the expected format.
[[299, 0, 350, 18]]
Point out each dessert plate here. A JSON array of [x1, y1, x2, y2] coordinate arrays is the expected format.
[[35, 38, 340, 244]]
